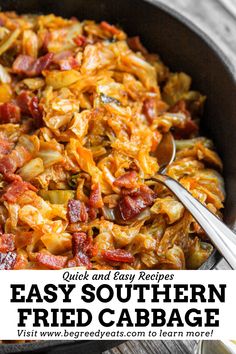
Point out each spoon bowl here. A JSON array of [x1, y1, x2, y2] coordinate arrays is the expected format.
[[155, 132, 176, 173], [149, 132, 236, 269]]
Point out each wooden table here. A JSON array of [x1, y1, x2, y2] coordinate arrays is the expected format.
[[104, 0, 236, 353]]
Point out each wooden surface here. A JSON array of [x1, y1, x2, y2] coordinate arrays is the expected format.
[[104, 1, 236, 353]]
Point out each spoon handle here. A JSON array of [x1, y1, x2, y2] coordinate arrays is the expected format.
[[152, 174, 236, 269]]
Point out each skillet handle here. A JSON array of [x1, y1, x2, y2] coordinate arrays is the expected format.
[[152, 174, 236, 269]]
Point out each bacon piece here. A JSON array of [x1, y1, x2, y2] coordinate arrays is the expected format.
[[0, 136, 13, 156], [72, 232, 93, 256], [127, 36, 148, 54], [113, 171, 137, 189], [53, 50, 73, 62], [2, 173, 22, 183], [29, 96, 42, 124], [0, 233, 15, 252], [13, 52, 54, 77], [89, 183, 103, 208], [67, 199, 88, 223], [60, 57, 79, 70], [143, 98, 168, 123], [13, 55, 34, 74], [87, 207, 97, 221], [2, 179, 37, 203], [0, 145, 32, 175], [36, 253, 67, 270], [119, 185, 156, 220], [0, 154, 16, 175], [67, 232, 93, 269], [16, 91, 32, 114], [73, 34, 87, 47], [0, 251, 17, 270], [17, 91, 42, 126], [174, 119, 199, 139], [0, 102, 21, 124], [143, 97, 157, 123], [169, 100, 198, 139], [102, 249, 134, 263], [119, 195, 142, 220], [32, 52, 53, 74], [53, 50, 79, 70], [100, 21, 120, 35]]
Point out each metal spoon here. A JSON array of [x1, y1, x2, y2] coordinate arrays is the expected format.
[[149, 132, 236, 269]]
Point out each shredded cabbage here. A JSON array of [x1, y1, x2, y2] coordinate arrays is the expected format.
[[0, 12, 225, 271]]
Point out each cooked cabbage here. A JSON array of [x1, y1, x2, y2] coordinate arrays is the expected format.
[[0, 12, 225, 271]]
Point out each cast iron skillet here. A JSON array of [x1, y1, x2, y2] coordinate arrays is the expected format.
[[0, 0, 235, 353]]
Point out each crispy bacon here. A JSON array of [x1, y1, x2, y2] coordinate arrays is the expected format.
[[73, 35, 87, 47], [3, 173, 22, 184], [143, 98, 168, 123], [127, 36, 148, 54], [73, 232, 93, 256], [175, 119, 199, 139], [87, 207, 97, 220], [53, 50, 73, 62], [0, 251, 17, 270], [16, 91, 31, 114], [113, 171, 137, 189], [2, 179, 37, 203], [36, 253, 68, 270], [0, 136, 13, 156], [0, 233, 15, 252], [89, 183, 104, 208], [0, 154, 17, 175], [169, 100, 198, 139], [100, 21, 120, 35], [102, 249, 134, 263], [60, 57, 79, 70], [29, 96, 42, 123], [67, 199, 88, 223], [67, 232, 93, 269], [119, 185, 156, 220], [13, 52, 54, 77], [0, 145, 31, 175], [13, 55, 34, 74], [53, 50, 79, 70], [17, 91, 42, 126], [0, 102, 21, 124], [143, 97, 157, 123]]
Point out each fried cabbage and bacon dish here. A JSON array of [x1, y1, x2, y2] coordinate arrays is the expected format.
[[0, 12, 225, 271]]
